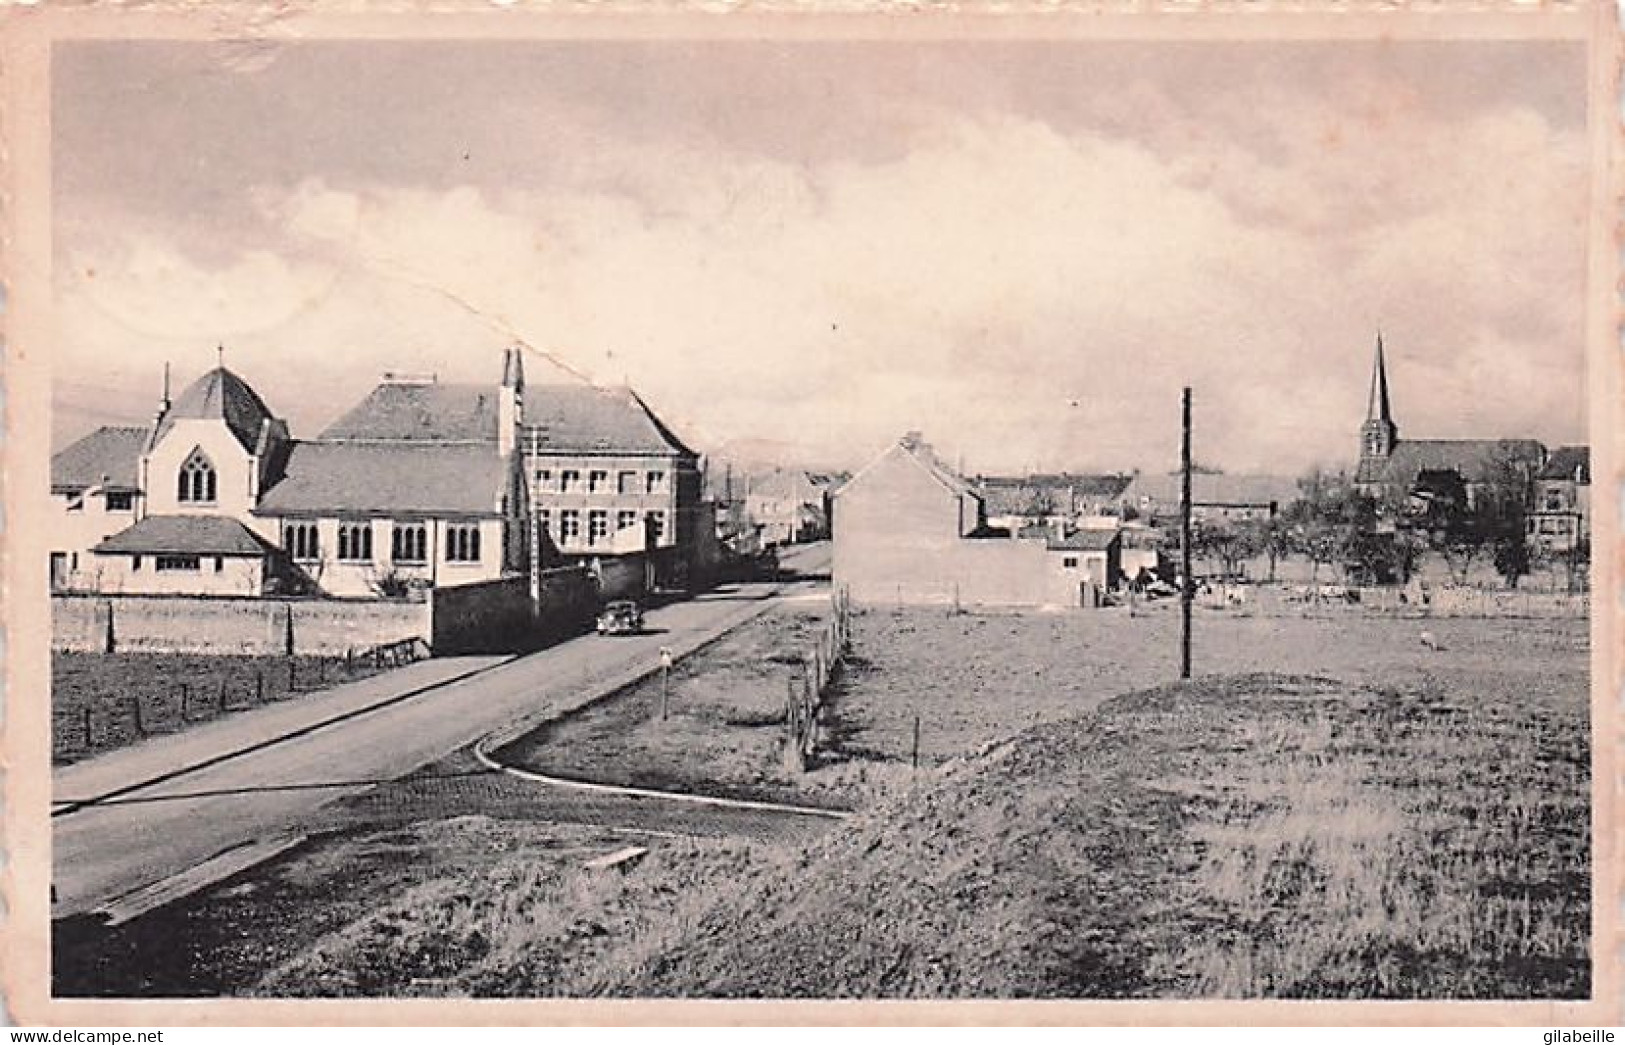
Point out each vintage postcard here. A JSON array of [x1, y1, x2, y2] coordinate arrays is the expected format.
[[1, 0, 1619, 1027]]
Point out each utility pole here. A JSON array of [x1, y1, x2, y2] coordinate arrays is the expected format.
[[1180, 387, 1193, 680]]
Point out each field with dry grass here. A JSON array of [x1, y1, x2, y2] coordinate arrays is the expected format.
[[163, 602, 1591, 1000], [51, 651, 389, 765]]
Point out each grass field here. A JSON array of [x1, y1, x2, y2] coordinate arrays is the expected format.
[[52, 651, 390, 765], [59, 601, 1590, 998], [502, 599, 1588, 810]]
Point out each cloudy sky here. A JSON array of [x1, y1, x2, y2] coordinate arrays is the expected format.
[[52, 37, 1590, 475]]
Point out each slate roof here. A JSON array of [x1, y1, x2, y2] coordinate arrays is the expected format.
[[319, 382, 500, 443], [1540, 445, 1589, 482], [154, 368, 278, 454], [1355, 439, 1547, 486], [52, 426, 149, 492], [255, 441, 509, 517], [520, 385, 696, 457], [1048, 528, 1122, 552], [93, 515, 276, 557]]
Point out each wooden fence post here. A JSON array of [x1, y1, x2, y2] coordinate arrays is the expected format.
[[218, 678, 228, 714], [179, 683, 189, 721], [255, 670, 264, 703], [82, 705, 93, 749], [911, 713, 921, 770], [103, 600, 116, 654], [128, 696, 145, 737]]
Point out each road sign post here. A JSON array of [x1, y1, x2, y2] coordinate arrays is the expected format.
[[659, 647, 673, 720]]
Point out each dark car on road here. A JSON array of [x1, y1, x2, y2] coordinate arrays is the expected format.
[[596, 600, 645, 636]]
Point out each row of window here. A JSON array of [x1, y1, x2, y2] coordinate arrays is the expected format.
[[281, 521, 483, 564], [532, 468, 666, 495], [537, 509, 664, 547], [129, 554, 224, 573]]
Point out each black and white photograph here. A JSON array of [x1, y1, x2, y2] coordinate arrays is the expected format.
[[3, 1, 1618, 1024]]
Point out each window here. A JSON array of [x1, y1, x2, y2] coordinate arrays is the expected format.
[[132, 555, 143, 571], [588, 469, 609, 494], [392, 521, 427, 564], [561, 469, 582, 492], [588, 509, 609, 545], [156, 555, 201, 572], [616, 510, 638, 532], [534, 469, 554, 491], [536, 510, 552, 537], [214, 556, 224, 572], [284, 522, 320, 561], [617, 471, 637, 495], [646, 511, 665, 544], [1063, 557, 1079, 569], [446, 524, 482, 563], [646, 470, 666, 494], [560, 510, 581, 545], [178, 449, 217, 503], [105, 491, 134, 512], [338, 522, 374, 562], [1544, 490, 1566, 511]]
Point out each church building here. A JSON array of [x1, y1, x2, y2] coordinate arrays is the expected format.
[[1352, 335, 1550, 514], [50, 353, 530, 597]]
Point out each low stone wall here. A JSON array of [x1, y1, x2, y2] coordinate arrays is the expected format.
[[52, 594, 429, 656]]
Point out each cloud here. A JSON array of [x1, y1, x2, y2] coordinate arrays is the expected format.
[[52, 50, 1588, 476]]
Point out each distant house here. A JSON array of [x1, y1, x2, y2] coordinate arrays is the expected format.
[[833, 432, 1120, 607], [1529, 446, 1590, 553], [1120, 472, 1299, 526], [51, 357, 529, 597], [974, 473, 1134, 532], [745, 468, 840, 546]]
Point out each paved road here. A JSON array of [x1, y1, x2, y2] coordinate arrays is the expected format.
[[53, 544, 830, 919]]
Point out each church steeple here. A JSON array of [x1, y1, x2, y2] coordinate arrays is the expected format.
[[1360, 332, 1398, 461]]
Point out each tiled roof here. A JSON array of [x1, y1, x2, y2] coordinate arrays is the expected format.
[[154, 368, 278, 454], [255, 441, 509, 517], [1126, 473, 1300, 509], [1357, 439, 1547, 486], [1540, 445, 1589, 482], [521, 384, 695, 457], [1048, 528, 1122, 552], [976, 474, 1134, 516], [319, 382, 500, 442], [93, 515, 276, 556], [52, 426, 148, 492]]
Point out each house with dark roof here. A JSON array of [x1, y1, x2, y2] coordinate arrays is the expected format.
[[833, 433, 1121, 607], [975, 472, 1136, 532], [52, 356, 529, 597], [1530, 446, 1590, 553], [1354, 335, 1550, 513], [1120, 472, 1301, 525], [49, 426, 149, 590], [514, 376, 706, 588]]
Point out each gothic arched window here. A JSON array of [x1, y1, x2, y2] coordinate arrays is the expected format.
[[178, 449, 217, 504]]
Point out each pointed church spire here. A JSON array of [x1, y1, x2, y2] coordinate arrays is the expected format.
[[1366, 331, 1392, 423]]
